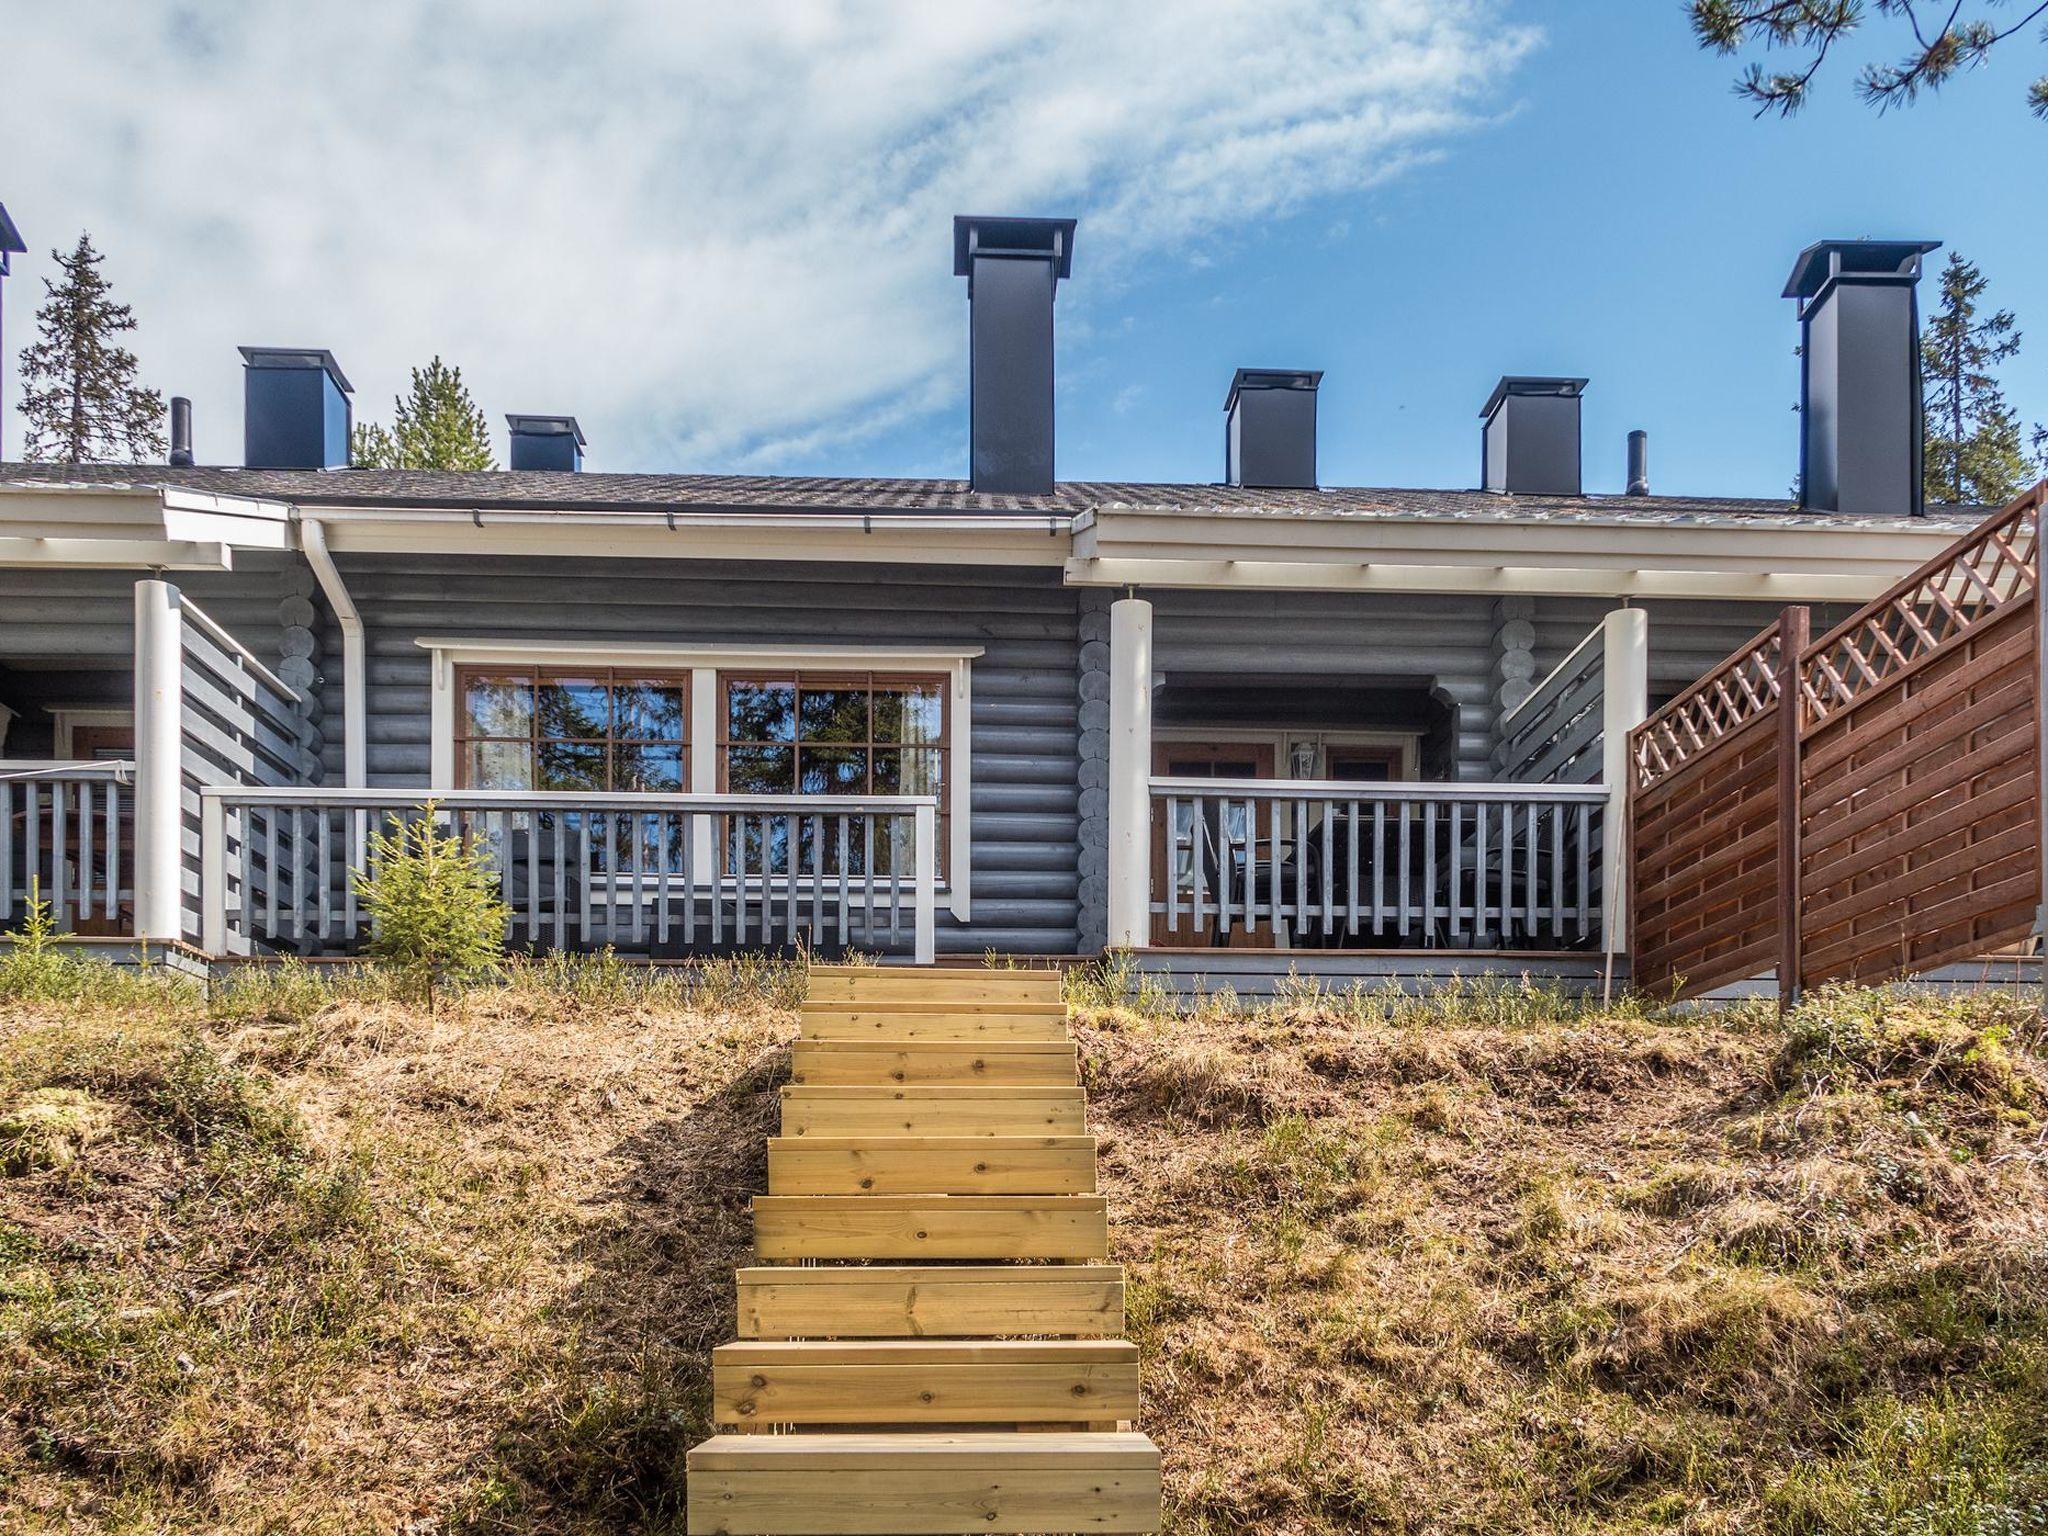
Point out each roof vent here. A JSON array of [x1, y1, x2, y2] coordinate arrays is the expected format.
[[1225, 369, 1321, 490], [1626, 429, 1649, 497], [953, 215, 1076, 498], [1784, 239, 1940, 515], [169, 397, 194, 467], [240, 348, 352, 470], [1481, 376, 1585, 497], [506, 414, 585, 472]]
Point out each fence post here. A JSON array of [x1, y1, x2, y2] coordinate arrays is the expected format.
[[1107, 596, 1154, 949], [200, 790, 227, 955], [132, 580, 185, 945], [912, 801, 937, 966], [1776, 606, 1811, 1010], [1600, 608, 1650, 956]]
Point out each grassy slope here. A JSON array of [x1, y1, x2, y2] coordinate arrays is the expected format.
[[1, 964, 2044, 1534]]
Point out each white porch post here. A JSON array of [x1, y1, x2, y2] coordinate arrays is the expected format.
[[1106, 596, 1154, 949], [913, 800, 938, 965], [1600, 607, 1650, 951], [132, 580, 185, 945]]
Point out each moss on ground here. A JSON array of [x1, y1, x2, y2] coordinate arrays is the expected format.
[[0, 959, 2042, 1533]]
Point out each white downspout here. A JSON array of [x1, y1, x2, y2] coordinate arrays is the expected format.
[[299, 517, 366, 787]]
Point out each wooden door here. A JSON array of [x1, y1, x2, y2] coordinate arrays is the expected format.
[[1150, 742, 1274, 948]]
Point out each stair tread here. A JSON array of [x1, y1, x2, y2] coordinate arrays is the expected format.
[[736, 1264, 1123, 1283], [717, 1339, 1137, 1362], [688, 1431, 1157, 1468], [781, 1086, 1085, 1099]]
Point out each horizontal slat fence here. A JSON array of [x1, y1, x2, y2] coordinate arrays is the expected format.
[[201, 789, 938, 962], [1631, 483, 2044, 1000], [1150, 778, 1606, 949], [0, 764, 132, 933]]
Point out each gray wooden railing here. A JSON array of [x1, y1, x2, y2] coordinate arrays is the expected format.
[[200, 789, 938, 963], [1149, 777, 1608, 949], [1, 761, 134, 932], [1496, 623, 1607, 786]]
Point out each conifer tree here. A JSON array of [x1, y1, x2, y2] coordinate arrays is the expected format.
[[351, 357, 496, 470], [17, 233, 165, 464], [1921, 252, 2043, 507]]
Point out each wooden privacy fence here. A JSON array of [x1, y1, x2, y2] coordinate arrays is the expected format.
[[1630, 484, 2044, 1000]]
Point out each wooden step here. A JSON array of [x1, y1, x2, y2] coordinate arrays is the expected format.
[[780, 1087, 1088, 1138], [737, 1264, 1125, 1340], [807, 970, 1065, 1006], [768, 1136, 1096, 1195], [712, 1339, 1140, 1425], [685, 1431, 1161, 1534], [799, 1000, 1071, 1041], [791, 1041, 1078, 1087], [754, 1195, 1110, 1261]]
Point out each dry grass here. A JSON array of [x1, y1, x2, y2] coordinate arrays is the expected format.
[[1, 963, 2045, 1534]]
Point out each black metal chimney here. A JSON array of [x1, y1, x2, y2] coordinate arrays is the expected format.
[[0, 202, 25, 461], [1481, 376, 1586, 496], [240, 348, 353, 470], [1783, 239, 1939, 515], [506, 414, 585, 471], [1626, 429, 1648, 496], [953, 215, 1075, 498], [1225, 370, 1322, 490], [169, 397, 194, 467]]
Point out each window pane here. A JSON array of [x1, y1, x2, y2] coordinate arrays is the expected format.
[[801, 746, 868, 795], [465, 675, 532, 738], [538, 676, 609, 739], [874, 681, 944, 745], [615, 679, 685, 741], [728, 680, 796, 743], [466, 740, 532, 790], [727, 745, 795, 794], [616, 743, 684, 792], [538, 739, 606, 791], [874, 747, 944, 796], [798, 684, 869, 744]]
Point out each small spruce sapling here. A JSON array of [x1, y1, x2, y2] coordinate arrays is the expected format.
[[353, 804, 511, 1005]]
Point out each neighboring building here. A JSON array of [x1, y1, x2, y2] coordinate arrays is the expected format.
[[0, 222, 1976, 976]]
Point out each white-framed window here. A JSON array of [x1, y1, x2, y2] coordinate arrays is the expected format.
[[420, 639, 979, 919]]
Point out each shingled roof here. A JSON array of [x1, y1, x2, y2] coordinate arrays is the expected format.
[[0, 461, 1989, 532]]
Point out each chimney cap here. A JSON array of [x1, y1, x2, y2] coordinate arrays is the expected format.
[[953, 215, 1077, 280], [1225, 368, 1323, 412], [1480, 375, 1587, 419], [1783, 239, 1940, 301], [506, 413, 586, 446], [238, 346, 353, 394]]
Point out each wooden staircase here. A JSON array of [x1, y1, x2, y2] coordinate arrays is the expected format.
[[687, 964, 1162, 1535]]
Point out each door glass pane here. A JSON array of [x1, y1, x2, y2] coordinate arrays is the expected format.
[[538, 676, 608, 739], [798, 685, 869, 743], [875, 681, 945, 745], [727, 745, 795, 794], [728, 681, 796, 743], [537, 740, 606, 791], [466, 740, 533, 790], [615, 743, 684, 792], [801, 746, 868, 794], [465, 675, 532, 738], [615, 680, 685, 741]]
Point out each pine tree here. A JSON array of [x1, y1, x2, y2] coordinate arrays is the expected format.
[[1921, 252, 2041, 507], [16, 233, 165, 464], [351, 357, 496, 470]]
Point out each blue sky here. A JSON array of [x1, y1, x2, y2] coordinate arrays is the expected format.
[[3, 1, 2044, 499]]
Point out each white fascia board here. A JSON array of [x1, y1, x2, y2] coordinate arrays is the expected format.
[[307, 506, 1073, 567], [414, 637, 986, 666], [0, 536, 232, 570], [1063, 556, 1915, 603], [160, 488, 294, 549]]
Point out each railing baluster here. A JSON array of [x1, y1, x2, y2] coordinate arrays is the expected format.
[[1397, 796, 1411, 939], [51, 781, 68, 930], [26, 785, 41, 919], [1474, 801, 1489, 943], [1549, 802, 1564, 941], [708, 813, 724, 947], [1448, 801, 1462, 939], [600, 811, 615, 946], [0, 783, 14, 921], [577, 818, 592, 949], [264, 806, 279, 941], [1345, 800, 1360, 936], [237, 803, 254, 948], [629, 807, 645, 947], [1291, 799, 1306, 943], [317, 807, 332, 941], [1319, 800, 1334, 937], [809, 812, 824, 945], [78, 782, 95, 926], [1423, 796, 1438, 942], [835, 814, 850, 951], [1165, 796, 1183, 936], [1372, 800, 1386, 935], [785, 811, 800, 949], [105, 781, 120, 923], [862, 816, 876, 948], [1576, 800, 1593, 938]]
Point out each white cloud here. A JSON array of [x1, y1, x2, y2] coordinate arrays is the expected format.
[[1, 0, 1537, 470]]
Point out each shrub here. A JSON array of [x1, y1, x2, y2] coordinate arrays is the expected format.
[[353, 804, 511, 1004]]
